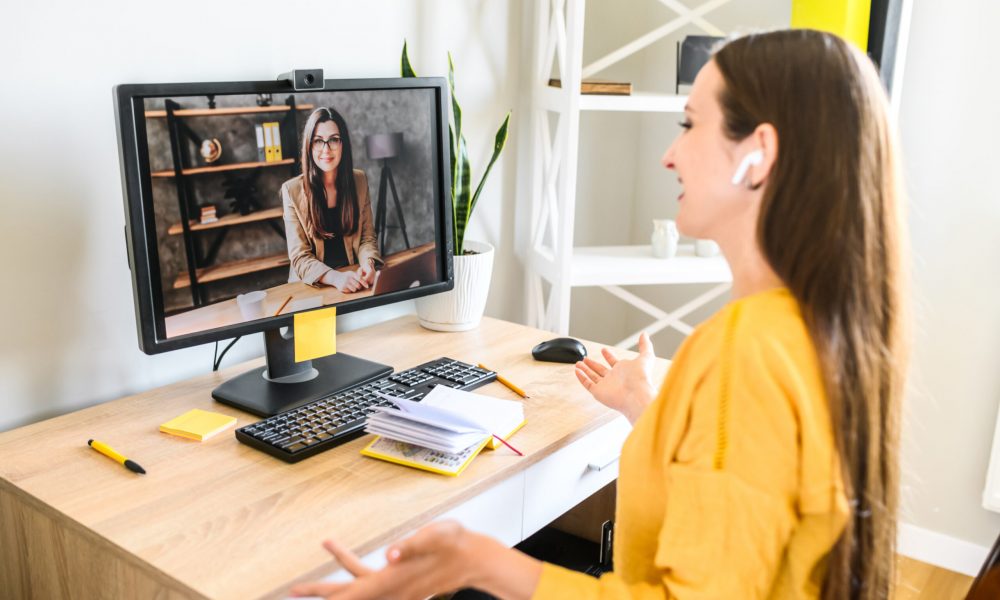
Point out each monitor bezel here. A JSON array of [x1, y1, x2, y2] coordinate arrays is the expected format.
[[114, 77, 454, 355]]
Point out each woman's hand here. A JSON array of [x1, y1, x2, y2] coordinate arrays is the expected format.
[[358, 259, 377, 288], [288, 521, 479, 600], [575, 332, 658, 424], [321, 269, 364, 293]]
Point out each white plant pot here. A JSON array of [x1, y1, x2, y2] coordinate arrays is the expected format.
[[415, 240, 494, 332]]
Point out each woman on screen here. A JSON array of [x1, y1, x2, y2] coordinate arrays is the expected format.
[[282, 107, 381, 292], [290, 29, 909, 600]]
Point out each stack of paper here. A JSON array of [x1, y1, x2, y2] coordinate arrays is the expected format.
[[362, 386, 525, 476]]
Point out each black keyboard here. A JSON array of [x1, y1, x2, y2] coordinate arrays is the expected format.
[[235, 358, 496, 463]]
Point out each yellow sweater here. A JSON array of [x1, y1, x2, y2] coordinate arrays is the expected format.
[[532, 288, 849, 599]]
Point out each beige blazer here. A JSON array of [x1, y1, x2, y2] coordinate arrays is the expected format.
[[281, 170, 382, 284]]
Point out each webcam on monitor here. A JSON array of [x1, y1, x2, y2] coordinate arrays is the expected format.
[[277, 68, 324, 91]]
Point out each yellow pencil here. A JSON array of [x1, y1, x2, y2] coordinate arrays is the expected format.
[[478, 363, 529, 398], [273, 295, 293, 316]]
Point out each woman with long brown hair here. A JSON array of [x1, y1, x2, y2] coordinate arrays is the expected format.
[[282, 107, 381, 292], [290, 28, 908, 600]]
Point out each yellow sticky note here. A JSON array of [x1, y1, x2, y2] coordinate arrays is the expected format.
[[160, 409, 237, 441], [294, 306, 337, 362]]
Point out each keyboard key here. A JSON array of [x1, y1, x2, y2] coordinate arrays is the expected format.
[[328, 420, 364, 436]]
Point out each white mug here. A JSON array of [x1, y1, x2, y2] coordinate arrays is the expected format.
[[694, 239, 720, 257], [651, 219, 679, 259], [236, 290, 267, 320]]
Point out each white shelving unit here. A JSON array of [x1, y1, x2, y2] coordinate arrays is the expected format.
[[523, 0, 734, 348]]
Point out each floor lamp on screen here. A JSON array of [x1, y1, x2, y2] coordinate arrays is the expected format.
[[365, 132, 411, 255]]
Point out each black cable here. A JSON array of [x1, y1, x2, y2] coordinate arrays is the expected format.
[[213, 336, 242, 371]]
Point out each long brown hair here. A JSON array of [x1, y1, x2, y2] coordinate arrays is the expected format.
[[714, 30, 909, 599], [300, 107, 358, 239]]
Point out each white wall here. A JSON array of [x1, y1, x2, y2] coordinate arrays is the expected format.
[[896, 0, 1000, 551], [0, 0, 523, 431]]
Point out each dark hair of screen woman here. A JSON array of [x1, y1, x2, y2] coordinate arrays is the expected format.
[[281, 107, 381, 293], [303, 107, 358, 239]]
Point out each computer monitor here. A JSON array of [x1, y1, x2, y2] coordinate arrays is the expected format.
[[114, 76, 453, 416]]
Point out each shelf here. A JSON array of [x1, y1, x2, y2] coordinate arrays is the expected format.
[[570, 244, 731, 287], [145, 104, 315, 118], [173, 253, 290, 289], [167, 207, 283, 235], [537, 87, 688, 114], [578, 92, 687, 113], [151, 159, 294, 178], [548, 78, 632, 95]]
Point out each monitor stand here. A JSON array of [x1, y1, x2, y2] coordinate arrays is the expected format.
[[212, 324, 393, 417]]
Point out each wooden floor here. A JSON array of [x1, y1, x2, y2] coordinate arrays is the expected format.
[[894, 555, 974, 599]]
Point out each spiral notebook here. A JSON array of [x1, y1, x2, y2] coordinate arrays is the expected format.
[[361, 387, 525, 476]]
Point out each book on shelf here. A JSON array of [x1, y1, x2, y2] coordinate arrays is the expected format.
[[548, 78, 632, 96], [263, 122, 275, 162], [361, 386, 525, 476], [271, 122, 283, 161], [254, 124, 266, 162], [199, 204, 218, 224], [263, 122, 283, 162]]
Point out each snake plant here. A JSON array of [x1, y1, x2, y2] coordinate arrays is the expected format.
[[401, 41, 511, 255]]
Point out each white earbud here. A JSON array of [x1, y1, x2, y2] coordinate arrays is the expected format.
[[730, 149, 764, 186]]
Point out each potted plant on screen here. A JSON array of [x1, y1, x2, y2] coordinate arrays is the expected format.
[[401, 42, 511, 331]]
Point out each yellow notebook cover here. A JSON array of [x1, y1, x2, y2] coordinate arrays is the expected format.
[[361, 436, 491, 477], [160, 409, 237, 441], [361, 418, 526, 476], [486, 419, 526, 450]]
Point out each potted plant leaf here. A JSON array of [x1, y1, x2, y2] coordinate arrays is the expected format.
[[401, 42, 511, 331]]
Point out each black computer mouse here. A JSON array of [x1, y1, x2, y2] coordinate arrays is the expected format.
[[532, 337, 587, 363]]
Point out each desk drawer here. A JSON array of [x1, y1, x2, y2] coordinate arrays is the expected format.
[[439, 471, 525, 546], [318, 472, 525, 587], [522, 415, 630, 538]]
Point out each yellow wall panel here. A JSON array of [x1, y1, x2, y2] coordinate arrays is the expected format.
[[791, 0, 871, 51]]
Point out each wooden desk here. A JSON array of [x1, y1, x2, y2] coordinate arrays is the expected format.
[[0, 316, 668, 600], [165, 243, 436, 338]]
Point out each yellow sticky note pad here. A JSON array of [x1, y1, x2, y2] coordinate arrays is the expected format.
[[160, 409, 237, 441], [294, 306, 337, 362]]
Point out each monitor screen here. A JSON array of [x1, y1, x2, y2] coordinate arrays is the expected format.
[[115, 78, 453, 354]]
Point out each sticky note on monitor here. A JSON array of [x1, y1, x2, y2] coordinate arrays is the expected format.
[[294, 306, 337, 362]]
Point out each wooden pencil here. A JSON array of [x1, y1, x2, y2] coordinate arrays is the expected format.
[[273, 295, 293, 316]]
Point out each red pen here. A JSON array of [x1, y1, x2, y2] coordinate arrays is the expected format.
[[492, 434, 523, 456]]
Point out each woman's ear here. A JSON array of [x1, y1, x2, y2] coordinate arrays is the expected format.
[[748, 123, 779, 188]]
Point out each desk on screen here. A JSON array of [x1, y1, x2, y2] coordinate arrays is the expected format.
[[165, 242, 436, 338]]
